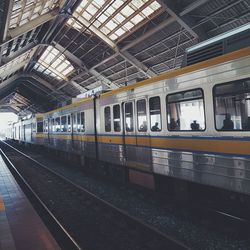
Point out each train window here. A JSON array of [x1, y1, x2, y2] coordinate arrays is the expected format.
[[113, 105, 121, 132], [52, 118, 55, 132], [44, 120, 48, 132], [104, 107, 111, 132], [55, 117, 61, 132], [49, 119, 52, 132], [167, 89, 205, 131], [125, 102, 134, 132], [149, 97, 162, 132], [77, 113, 81, 132], [68, 115, 71, 132], [137, 99, 147, 132], [73, 113, 77, 132], [61, 116, 67, 132], [80, 112, 85, 132], [213, 78, 250, 131], [32, 123, 36, 133], [37, 121, 43, 132]]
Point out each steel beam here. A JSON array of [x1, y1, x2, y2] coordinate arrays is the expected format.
[[1, 42, 38, 66], [24, 73, 66, 94], [72, 15, 157, 79], [53, 42, 84, 67], [71, 80, 88, 92], [0, 74, 21, 92], [7, 10, 58, 41], [121, 17, 176, 51], [119, 50, 157, 77], [179, 0, 210, 16], [157, 0, 207, 40], [89, 68, 119, 89], [0, 0, 13, 42], [73, 17, 117, 49], [0, 60, 29, 79], [0, 106, 19, 113], [54, 42, 119, 90]]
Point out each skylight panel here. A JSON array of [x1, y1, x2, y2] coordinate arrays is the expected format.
[[34, 46, 75, 80], [68, 0, 163, 42], [9, 0, 60, 29]]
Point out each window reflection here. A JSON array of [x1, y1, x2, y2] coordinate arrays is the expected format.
[[149, 96, 161, 131], [113, 105, 121, 132], [214, 79, 250, 131], [80, 112, 85, 132], [55, 117, 60, 132], [137, 99, 147, 132], [61, 116, 67, 132], [125, 102, 134, 132], [167, 89, 205, 131], [104, 107, 111, 132]]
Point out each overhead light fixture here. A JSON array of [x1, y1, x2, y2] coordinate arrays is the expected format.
[[186, 22, 250, 53]]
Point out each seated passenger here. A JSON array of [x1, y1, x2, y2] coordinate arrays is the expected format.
[[139, 121, 147, 131], [222, 113, 234, 130], [169, 118, 178, 130], [245, 117, 250, 131], [114, 122, 121, 131], [191, 120, 200, 131], [151, 122, 160, 131]]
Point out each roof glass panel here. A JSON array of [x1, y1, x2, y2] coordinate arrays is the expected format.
[[9, 0, 60, 29], [68, 0, 162, 41], [34, 46, 75, 80]]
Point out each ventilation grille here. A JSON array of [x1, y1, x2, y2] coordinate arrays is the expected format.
[[186, 42, 223, 66]]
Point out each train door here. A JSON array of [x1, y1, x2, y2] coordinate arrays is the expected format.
[[23, 124, 26, 141], [44, 119, 49, 145], [69, 114, 73, 151], [135, 98, 152, 170], [47, 119, 50, 144], [72, 113, 78, 150], [123, 101, 136, 168], [123, 100, 151, 170]]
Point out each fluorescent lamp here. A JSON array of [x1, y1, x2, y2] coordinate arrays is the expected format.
[[186, 22, 250, 53]]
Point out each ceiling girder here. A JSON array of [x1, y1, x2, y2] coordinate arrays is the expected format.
[[54, 42, 119, 90], [119, 50, 157, 77], [0, 60, 28, 79], [179, 0, 210, 16], [70, 13, 158, 79], [89, 68, 119, 89], [0, 0, 13, 42], [157, 0, 207, 41], [25, 73, 68, 97], [0, 74, 21, 93], [7, 10, 58, 42], [0, 105, 20, 113], [1, 42, 38, 66]]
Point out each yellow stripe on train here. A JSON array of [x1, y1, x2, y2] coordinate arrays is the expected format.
[[33, 134, 250, 156]]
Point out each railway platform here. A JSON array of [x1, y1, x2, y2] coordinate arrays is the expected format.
[[0, 154, 59, 250]]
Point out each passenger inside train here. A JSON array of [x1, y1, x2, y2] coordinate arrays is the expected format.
[[151, 122, 160, 131], [139, 121, 147, 131], [169, 118, 178, 130], [190, 120, 200, 131], [221, 113, 234, 130]]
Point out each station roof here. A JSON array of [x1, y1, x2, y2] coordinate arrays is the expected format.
[[0, 0, 249, 115]]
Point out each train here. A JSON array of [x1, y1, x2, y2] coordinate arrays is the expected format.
[[7, 46, 250, 204]]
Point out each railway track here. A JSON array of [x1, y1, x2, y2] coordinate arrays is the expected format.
[[0, 140, 189, 250]]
